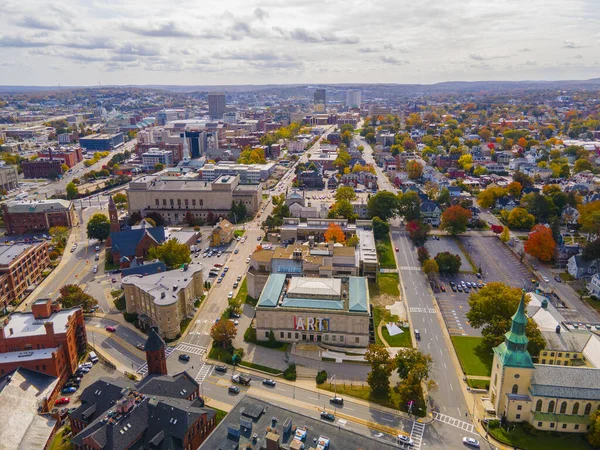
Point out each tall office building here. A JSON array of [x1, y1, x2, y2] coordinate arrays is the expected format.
[[345, 89, 361, 108], [208, 92, 226, 120], [314, 88, 326, 106]]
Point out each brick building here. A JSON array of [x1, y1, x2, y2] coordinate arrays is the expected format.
[[0, 298, 87, 407], [0, 165, 19, 193], [37, 147, 83, 168], [0, 242, 49, 311], [21, 158, 63, 179], [3, 199, 78, 235]]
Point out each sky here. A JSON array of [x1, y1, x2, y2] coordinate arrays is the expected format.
[[1, 0, 599, 86]]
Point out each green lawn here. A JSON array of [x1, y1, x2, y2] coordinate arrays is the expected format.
[[466, 378, 489, 390], [239, 360, 281, 374], [234, 229, 246, 238], [368, 273, 400, 298], [451, 336, 493, 376], [48, 427, 72, 450], [560, 272, 575, 282], [235, 278, 257, 307], [212, 408, 228, 426], [382, 326, 411, 347], [582, 296, 600, 314], [376, 237, 397, 269], [489, 422, 594, 450]]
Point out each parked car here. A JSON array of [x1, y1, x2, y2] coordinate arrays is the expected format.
[[178, 354, 190, 362], [395, 247, 399, 252], [233, 282, 239, 288], [542, 276, 550, 283], [228, 291, 234, 299], [228, 386, 240, 394], [397, 434, 414, 446], [111, 277, 117, 283], [105, 326, 116, 332], [457, 285, 463, 292], [95, 245, 100, 251], [320, 411, 335, 421], [234, 249, 239, 254], [55, 397, 70, 405], [440, 284, 446, 292], [237, 275, 242, 281], [262, 379, 276, 387], [214, 263, 223, 268], [95, 254, 99, 261], [462, 437, 480, 448], [61, 386, 77, 394], [215, 365, 227, 373], [555, 276, 562, 283]]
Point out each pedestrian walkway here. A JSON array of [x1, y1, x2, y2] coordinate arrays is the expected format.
[[399, 266, 421, 271], [410, 421, 425, 450], [177, 343, 207, 356], [408, 307, 437, 314], [195, 363, 213, 384], [432, 412, 475, 434]]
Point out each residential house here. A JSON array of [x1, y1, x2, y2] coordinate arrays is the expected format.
[[496, 196, 519, 212], [555, 243, 581, 267], [211, 219, 234, 246], [289, 202, 318, 219], [421, 201, 442, 226], [567, 254, 600, 280], [587, 273, 600, 297], [286, 191, 305, 208], [561, 206, 580, 226]]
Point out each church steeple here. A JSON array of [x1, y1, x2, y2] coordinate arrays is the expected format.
[[108, 196, 120, 233], [493, 292, 534, 368]]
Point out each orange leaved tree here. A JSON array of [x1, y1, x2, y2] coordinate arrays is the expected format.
[[324, 223, 346, 244], [524, 224, 556, 261]]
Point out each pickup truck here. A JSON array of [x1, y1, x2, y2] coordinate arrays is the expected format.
[[231, 374, 251, 385]]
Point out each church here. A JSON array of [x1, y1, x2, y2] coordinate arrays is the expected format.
[[489, 293, 600, 433]]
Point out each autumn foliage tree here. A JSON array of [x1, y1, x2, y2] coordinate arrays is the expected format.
[[406, 160, 423, 180], [440, 205, 472, 236], [210, 320, 237, 349], [524, 225, 556, 261], [324, 223, 345, 244]]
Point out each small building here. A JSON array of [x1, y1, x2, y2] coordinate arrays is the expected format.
[[79, 132, 124, 151], [420, 201, 441, 226], [3, 199, 78, 235], [109, 222, 166, 268], [123, 265, 203, 339], [211, 219, 234, 247], [587, 273, 600, 298], [567, 254, 600, 280], [141, 148, 173, 171]]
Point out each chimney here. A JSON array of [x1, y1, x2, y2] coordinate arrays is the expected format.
[[265, 432, 281, 450], [9, 328, 13, 335], [44, 321, 55, 336], [48, 147, 53, 161]]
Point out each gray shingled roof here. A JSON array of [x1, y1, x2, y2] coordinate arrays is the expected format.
[[530, 365, 600, 400], [145, 327, 166, 352]]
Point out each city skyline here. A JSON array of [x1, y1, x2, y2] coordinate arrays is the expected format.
[[1, 0, 599, 86]]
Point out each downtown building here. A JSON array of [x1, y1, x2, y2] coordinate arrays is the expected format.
[[37, 147, 83, 168], [208, 92, 226, 119], [126, 174, 262, 225], [0, 165, 18, 193], [3, 199, 78, 235]]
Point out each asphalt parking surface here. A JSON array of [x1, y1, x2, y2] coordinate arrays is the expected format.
[[425, 236, 471, 272]]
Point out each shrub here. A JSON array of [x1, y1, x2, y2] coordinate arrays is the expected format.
[[194, 226, 200, 231], [283, 364, 297, 381], [316, 370, 328, 384], [123, 312, 137, 323], [521, 422, 538, 436], [486, 420, 500, 430], [234, 348, 244, 360], [244, 327, 257, 343]]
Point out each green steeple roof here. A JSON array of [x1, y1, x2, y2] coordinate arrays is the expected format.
[[493, 292, 534, 369]]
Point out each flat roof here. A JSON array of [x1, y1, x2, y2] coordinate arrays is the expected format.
[[122, 265, 203, 306], [0, 243, 37, 266], [2, 309, 77, 338], [0, 347, 59, 364], [287, 277, 341, 298], [6, 199, 72, 214]]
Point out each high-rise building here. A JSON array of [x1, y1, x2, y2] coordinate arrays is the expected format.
[[314, 88, 326, 106], [208, 92, 226, 120], [346, 89, 361, 108]]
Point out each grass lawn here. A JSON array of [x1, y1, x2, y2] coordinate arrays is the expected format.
[[235, 278, 257, 307], [382, 326, 411, 347], [451, 336, 492, 376], [560, 272, 575, 282], [239, 360, 282, 374], [466, 378, 489, 390], [234, 229, 246, 238], [208, 344, 234, 364], [489, 422, 594, 450], [212, 408, 228, 426], [114, 296, 126, 311], [104, 259, 119, 271], [368, 273, 400, 298], [582, 296, 600, 314], [376, 237, 397, 269], [48, 427, 72, 450]]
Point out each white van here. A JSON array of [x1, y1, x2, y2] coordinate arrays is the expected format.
[[89, 351, 98, 363], [93, 265, 98, 273]]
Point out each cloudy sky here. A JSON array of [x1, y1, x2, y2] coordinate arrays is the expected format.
[[1, 0, 599, 86]]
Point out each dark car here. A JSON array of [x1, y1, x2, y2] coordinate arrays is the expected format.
[[330, 397, 344, 405], [62, 386, 77, 394], [451, 284, 457, 292], [178, 354, 190, 362], [215, 365, 227, 373], [555, 276, 562, 283], [320, 411, 335, 421], [228, 386, 240, 394], [262, 379, 276, 387]]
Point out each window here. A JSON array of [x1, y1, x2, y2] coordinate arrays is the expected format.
[[265, 332, 269, 338], [332, 335, 337, 341], [548, 401, 555, 413], [516, 414, 521, 419], [562, 424, 567, 429], [550, 423, 555, 428], [512, 384, 518, 394], [340, 336, 344, 342], [565, 353, 570, 358], [560, 402, 567, 414], [355, 337, 359, 344], [280, 332, 284, 339], [324, 335, 329, 341], [192, 199, 196, 206], [564, 361, 568, 366], [295, 333, 299, 339], [572, 402, 580, 415], [541, 359, 546, 364], [585, 403, 592, 415], [170, 199, 174, 206], [517, 405, 522, 411], [537, 422, 543, 427], [185, 199, 189, 206], [550, 352, 555, 357], [288, 332, 291, 339], [177, 199, 181, 206], [558, 353, 563, 357], [575, 424, 580, 430], [163, 199, 167, 206], [155, 199, 159, 206]]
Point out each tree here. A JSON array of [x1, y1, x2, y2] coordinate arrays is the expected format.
[[127, 211, 142, 226], [587, 410, 600, 447], [417, 247, 430, 264], [398, 191, 421, 221], [578, 201, 600, 234], [457, 154, 473, 170], [477, 186, 507, 209], [145, 212, 165, 227], [500, 226, 511, 243], [574, 158, 593, 173], [210, 320, 237, 349], [406, 160, 423, 180], [49, 226, 69, 247], [58, 284, 97, 311], [153, 163, 165, 172], [422, 259, 439, 276], [368, 191, 400, 221], [61, 163, 69, 173], [148, 238, 191, 269], [437, 188, 450, 206], [507, 207, 535, 230], [583, 239, 600, 261], [364, 344, 394, 396], [333, 199, 356, 220], [395, 348, 433, 382], [184, 211, 196, 227], [66, 182, 79, 200], [524, 225, 556, 261], [87, 214, 111, 242], [440, 205, 472, 236], [512, 171, 533, 188], [520, 193, 554, 223], [113, 193, 128, 206], [406, 220, 430, 246], [372, 216, 390, 239], [324, 223, 345, 244], [507, 181, 523, 198], [335, 186, 356, 202], [467, 282, 545, 356], [434, 252, 461, 274], [346, 234, 359, 247]]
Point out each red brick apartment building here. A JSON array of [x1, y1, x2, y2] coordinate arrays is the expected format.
[[21, 158, 64, 178], [0, 242, 49, 311], [3, 199, 78, 235], [37, 147, 83, 168], [0, 298, 87, 407]]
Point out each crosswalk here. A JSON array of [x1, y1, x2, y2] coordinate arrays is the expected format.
[[399, 266, 421, 271], [176, 343, 207, 356], [432, 412, 475, 434], [408, 307, 437, 314], [410, 421, 425, 450], [136, 346, 176, 376], [195, 363, 213, 384]]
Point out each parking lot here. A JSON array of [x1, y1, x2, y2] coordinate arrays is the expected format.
[[425, 236, 471, 272], [193, 238, 241, 283], [432, 236, 536, 336]]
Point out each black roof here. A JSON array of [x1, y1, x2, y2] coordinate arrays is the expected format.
[[137, 372, 199, 402], [145, 327, 166, 352], [70, 377, 136, 424]]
